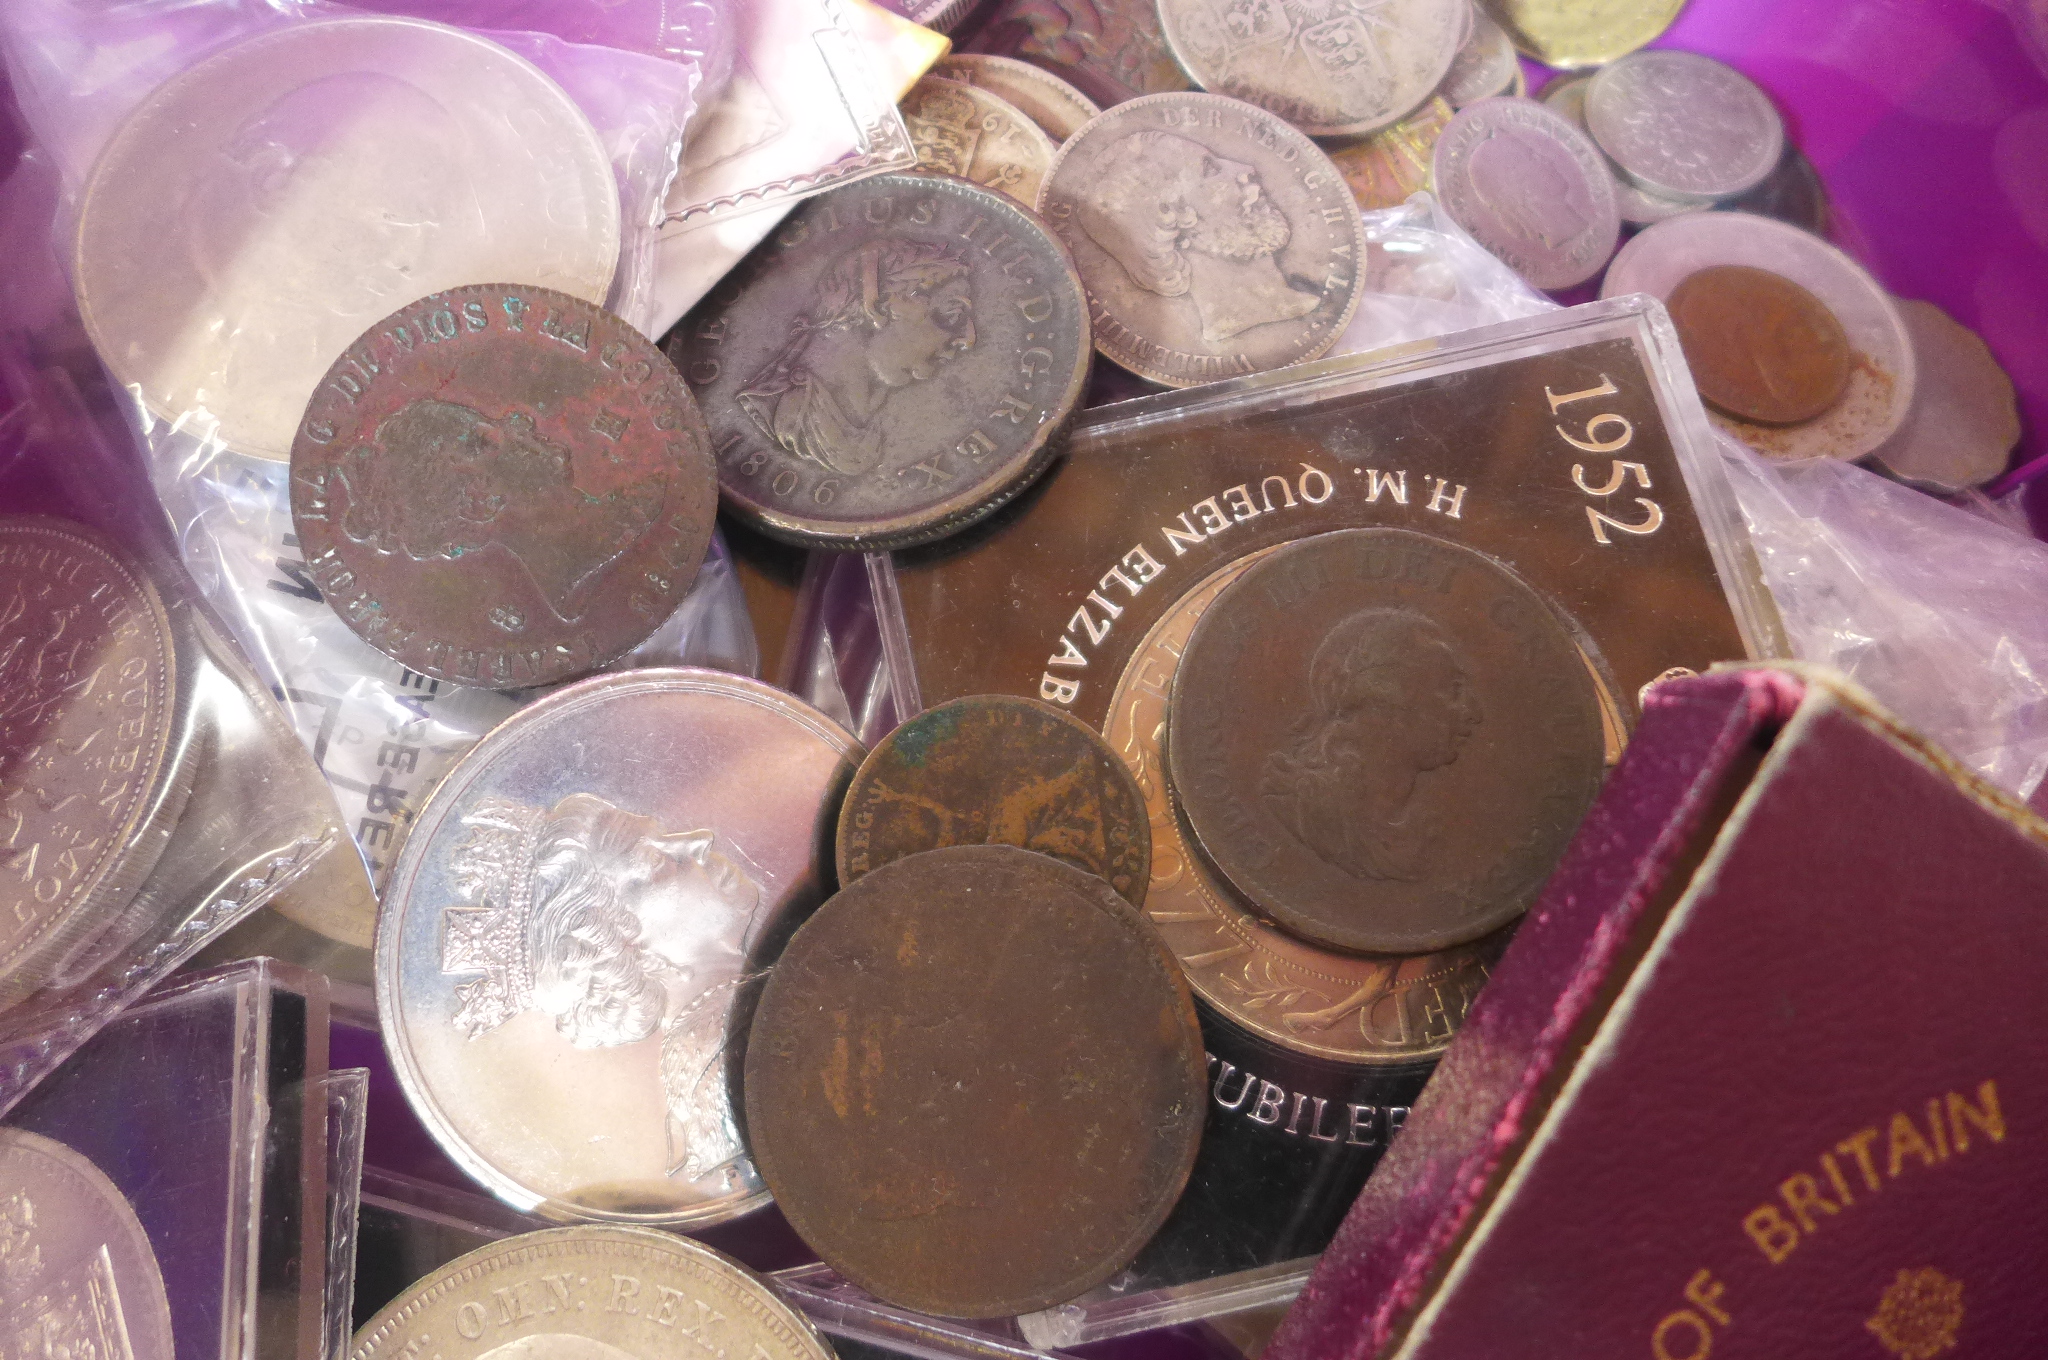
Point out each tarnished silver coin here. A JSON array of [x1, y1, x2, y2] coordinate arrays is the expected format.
[[1539, 75, 1697, 226], [903, 76, 1060, 207], [1156, 0, 1466, 137], [1440, 7, 1521, 109], [1584, 50, 1783, 202], [1432, 97, 1619, 290], [936, 54, 1103, 142], [669, 172, 1090, 550], [73, 16, 618, 463], [351, 1226, 833, 1360], [0, 1129, 175, 1359], [1871, 299, 2022, 494], [966, 0, 1194, 105], [376, 668, 861, 1228], [1039, 94, 1366, 386]]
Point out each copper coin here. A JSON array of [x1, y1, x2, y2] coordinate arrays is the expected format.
[[964, 0, 1194, 105], [289, 285, 718, 688], [836, 694, 1150, 906], [1667, 264, 1852, 426], [744, 843, 1206, 1317], [1166, 528, 1606, 955]]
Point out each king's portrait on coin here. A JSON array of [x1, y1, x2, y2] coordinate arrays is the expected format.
[[1469, 130, 1593, 249], [736, 240, 978, 477], [1075, 130, 1319, 345], [1259, 608, 1482, 882], [439, 792, 765, 1185]]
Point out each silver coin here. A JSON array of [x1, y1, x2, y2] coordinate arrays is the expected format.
[[1439, 6, 1521, 109], [902, 76, 1059, 208], [351, 1226, 833, 1360], [1432, 97, 1619, 290], [1156, 0, 1466, 137], [1871, 299, 2022, 493], [1584, 50, 1784, 202], [935, 54, 1103, 142], [0, 1129, 175, 1359], [376, 668, 861, 1228], [1038, 93, 1367, 386], [74, 17, 619, 463], [1539, 75, 1697, 226]]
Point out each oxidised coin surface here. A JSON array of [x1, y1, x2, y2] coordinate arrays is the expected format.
[[351, 1226, 832, 1360], [1668, 264, 1852, 425], [1584, 50, 1782, 201], [903, 76, 1060, 207], [1324, 96, 1455, 211], [965, 0, 1193, 105], [1432, 97, 1619, 290], [1167, 528, 1605, 955], [745, 844, 1206, 1317], [377, 668, 861, 1228], [836, 694, 1150, 906], [935, 55, 1103, 143], [669, 173, 1090, 551], [290, 285, 718, 689], [0, 1129, 175, 1359], [1039, 94, 1366, 386], [1157, 0, 1466, 137]]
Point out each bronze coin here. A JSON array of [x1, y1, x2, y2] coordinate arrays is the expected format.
[[667, 172, 1091, 551], [836, 694, 1150, 906], [289, 284, 718, 688], [1667, 264, 1852, 426], [1166, 528, 1606, 956], [744, 843, 1206, 1317]]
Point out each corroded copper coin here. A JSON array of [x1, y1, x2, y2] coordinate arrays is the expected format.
[[1166, 528, 1606, 956], [745, 844, 1206, 1317], [290, 285, 718, 688], [1667, 264, 1852, 425], [836, 694, 1150, 906]]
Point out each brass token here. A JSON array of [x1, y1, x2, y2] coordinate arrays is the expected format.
[[1667, 264, 1853, 426], [902, 75, 1059, 207], [1485, 0, 1688, 69], [1323, 97, 1455, 212]]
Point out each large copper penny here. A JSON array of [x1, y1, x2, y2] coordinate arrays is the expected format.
[[1667, 264, 1852, 426], [290, 285, 718, 688], [744, 844, 1206, 1317], [836, 694, 1150, 906], [1166, 528, 1606, 955]]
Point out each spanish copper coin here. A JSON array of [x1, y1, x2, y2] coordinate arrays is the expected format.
[[668, 173, 1090, 551], [351, 1225, 833, 1360], [289, 285, 718, 688], [1324, 96, 1455, 212], [1166, 528, 1606, 955], [1156, 0, 1467, 137], [965, 0, 1193, 105], [1871, 298, 2023, 494], [0, 1129, 175, 1358], [0, 518, 181, 1003], [1039, 94, 1366, 387], [1432, 97, 1619, 291], [1667, 264, 1852, 425], [1584, 50, 1783, 201], [935, 54, 1103, 143], [903, 76, 1060, 207], [745, 843, 1206, 1317], [836, 694, 1150, 906]]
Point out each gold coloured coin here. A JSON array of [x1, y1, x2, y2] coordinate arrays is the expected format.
[[1484, 0, 1688, 69], [1323, 97, 1455, 212]]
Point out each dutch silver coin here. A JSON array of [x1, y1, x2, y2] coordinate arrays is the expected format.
[[1432, 97, 1619, 290], [935, 54, 1103, 142], [73, 17, 619, 462], [1156, 0, 1467, 137], [1439, 6, 1522, 109], [1038, 93, 1367, 386], [376, 668, 862, 1228], [1871, 298, 2022, 493], [1584, 50, 1784, 202], [0, 1129, 175, 1359]]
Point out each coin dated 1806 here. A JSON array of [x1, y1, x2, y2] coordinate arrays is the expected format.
[[377, 668, 861, 1228], [1584, 50, 1783, 202], [903, 76, 1060, 207], [289, 285, 718, 689], [746, 844, 1205, 1318], [351, 1226, 833, 1360], [1432, 97, 1619, 291], [669, 173, 1090, 550], [1157, 0, 1466, 137], [1167, 528, 1607, 956], [836, 694, 1150, 906], [935, 54, 1103, 142], [1039, 94, 1367, 387]]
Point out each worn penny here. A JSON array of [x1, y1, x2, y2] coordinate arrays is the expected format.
[[1432, 97, 1619, 291], [836, 694, 1150, 906], [1668, 265, 1852, 426], [745, 843, 1206, 1317], [903, 76, 1060, 207], [1166, 528, 1606, 955], [935, 54, 1103, 143]]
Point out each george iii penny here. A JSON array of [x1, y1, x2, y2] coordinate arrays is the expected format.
[[836, 693, 1150, 906], [1166, 528, 1606, 956], [289, 285, 718, 689], [744, 844, 1206, 1317], [1667, 264, 1852, 426], [902, 76, 1060, 207], [1431, 97, 1619, 291]]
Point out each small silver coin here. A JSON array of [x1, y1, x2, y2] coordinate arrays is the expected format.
[[376, 668, 862, 1228], [1439, 6, 1521, 109], [1039, 93, 1367, 386], [1871, 299, 2022, 493], [1432, 97, 1619, 290], [1539, 75, 1697, 227], [1156, 0, 1467, 136], [1584, 50, 1784, 202], [935, 54, 1103, 142], [0, 1129, 176, 1359]]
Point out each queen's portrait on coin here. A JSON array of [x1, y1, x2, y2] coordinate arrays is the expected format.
[[439, 792, 767, 1185]]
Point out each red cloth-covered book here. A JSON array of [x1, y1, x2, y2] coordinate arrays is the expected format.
[[1267, 666, 2048, 1360]]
